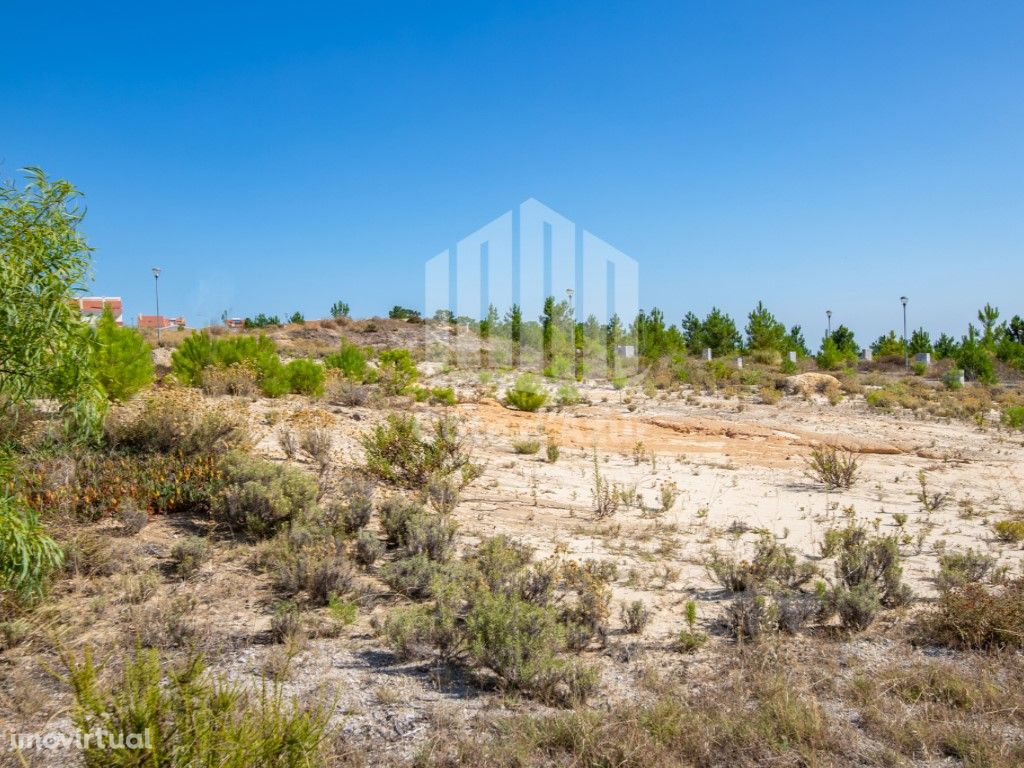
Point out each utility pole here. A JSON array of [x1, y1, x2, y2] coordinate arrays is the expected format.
[[152, 267, 162, 344], [900, 296, 909, 370], [826, 309, 832, 338]]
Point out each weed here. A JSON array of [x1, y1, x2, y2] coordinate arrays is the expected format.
[[620, 600, 650, 634]]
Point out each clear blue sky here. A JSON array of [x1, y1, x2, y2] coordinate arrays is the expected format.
[[3, 1, 1021, 343]]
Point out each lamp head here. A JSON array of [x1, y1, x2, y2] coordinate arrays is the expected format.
[[152, 267, 162, 279], [900, 296, 908, 307]]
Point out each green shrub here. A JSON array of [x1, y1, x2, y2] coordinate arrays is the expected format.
[[428, 386, 456, 406], [943, 369, 965, 390], [354, 530, 383, 567], [361, 414, 479, 489], [804, 446, 859, 489], [465, 591, 571, 700], [1002, 406, 1024, 430], [214, 452, 318, 538], [1, 495, 63, 604], [823, 523, 911, 629], [936, 548, 996, 592], [555, 384, 583, 406], [380, 553, 446, 599], [94, 308, 154, 401], [546, 443, 560, 463], [170, 537, 209, 579], [504, 374, 548, 412], [377, 349, 418, 395], [832, 583, 880, 631], [513, 439, 541, 455], [323, 341, 368, 381], [993, 519, 1024, 543], [284, 359, 324, 396], [705, 532, 817, 593], [308, 556, 353, 605], [65, 647, 333, 765]]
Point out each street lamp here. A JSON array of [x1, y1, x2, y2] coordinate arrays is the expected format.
[[826, 310, 832, 338], [900, 296, 909, 370], [152, 267, 162, 344]]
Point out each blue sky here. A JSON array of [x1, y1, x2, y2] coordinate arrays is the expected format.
[[2, 1, 1022, 343]]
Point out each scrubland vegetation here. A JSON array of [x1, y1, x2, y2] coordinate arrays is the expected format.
[[3, 169, 1024, 766]]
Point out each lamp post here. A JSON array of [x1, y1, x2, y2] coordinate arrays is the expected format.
[[152, 267, 162, 344], [900, 296, 909, 370], [826, 310, 832, 338]]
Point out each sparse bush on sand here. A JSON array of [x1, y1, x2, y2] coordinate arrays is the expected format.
[[804, 445, 859, 489]]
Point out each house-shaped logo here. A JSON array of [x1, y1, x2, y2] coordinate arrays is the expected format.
[[424, 199, 638, 378]]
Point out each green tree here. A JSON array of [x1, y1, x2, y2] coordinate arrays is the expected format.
[[541, 297, 555, 370], [978, 303, 1000, 347], [701, 307, 741, 357], [0, 168, 104, 438], [744, 301, 786, 352], [605, 314, 621, 375], [289, 311, 305, 325], [908, 327, 932, 355], [871, 331, 904, 358], [784, 325, 809, 357], [389, 306, 421, 321], [94, 307, 154, 401], [479, 304, 497, 369], [829, 325, 859, 357], [507, 304, 522, 368], [330, 300, 350, 319], [934, 333, 958, 359], [957, 324, 995, 383]]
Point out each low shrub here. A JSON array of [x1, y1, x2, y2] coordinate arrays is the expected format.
[[513, 438, 541, 455], [377, 348, 418, 395], [308, 557, 354, 605], [118, 499, 149, 534], [104, 397, 246, 455], [804, 446, 859, 489], [20, 451, 223, 521], [64, 646, 333, 764], [380, 553, 446, 599], [354, 530, 384, 567], [504, 374, 548, 412], [466, 591, 587, 703], [284, 359, 325, 397], [831, 583, 880, 632], [936, 548, 996, 591], [1001, 406, 1024, 430], [620, 600, 650, 634], [361, 414, 479, 490], [705, 532, 817, 593], [546, 443, 560, 463], [993, 519, 1024, 543], [821, 523, 911, 630], [200, 363, 260, 397], [214, 452, 318, 538], [323, 341, 368, 381], [919, 578, 1024, 650], [170, 537, 209, 579]]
